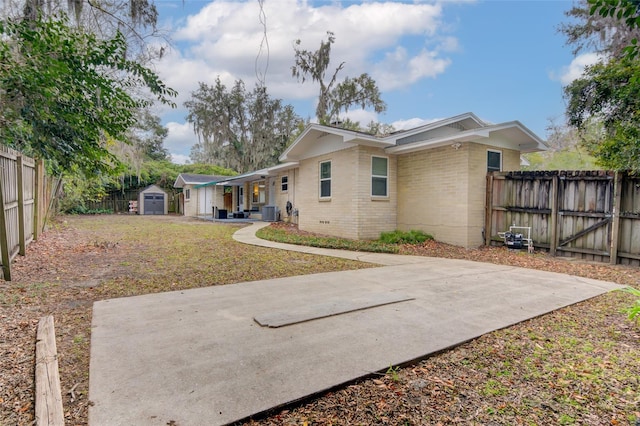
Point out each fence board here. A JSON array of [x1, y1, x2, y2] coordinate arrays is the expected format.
[[0, 147, 46, 280], [486, 170, 639, 265]]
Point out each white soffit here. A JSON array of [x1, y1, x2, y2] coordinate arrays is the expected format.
[[280, 125, 392, 162], [387, 121, 547, 154]]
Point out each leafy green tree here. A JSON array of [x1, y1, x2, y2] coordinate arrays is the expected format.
[[564, 57, 640, 171], [584, 0, 640, 58], [0, 16, 176, 176], [292, 31, 386, 125], [11, 0, 163, 62], [128, 110, 169, 162], [563, 0, 640, 171], [185, 78, 302, 173], [365, 121, 395, 136], [179, 163, 237, 176], [522, 121, 598, 170], [561, 0, 640, 58]]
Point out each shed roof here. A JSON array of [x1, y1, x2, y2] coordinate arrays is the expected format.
[[139, 184, 168, 194]]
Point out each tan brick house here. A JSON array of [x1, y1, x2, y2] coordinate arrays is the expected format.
[[184, 112, 546, 248]]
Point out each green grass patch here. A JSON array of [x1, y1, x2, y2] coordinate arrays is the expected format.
[[256, 226, 400, 253], [619, 286, 640, 324], [379, 229, 433, 244]]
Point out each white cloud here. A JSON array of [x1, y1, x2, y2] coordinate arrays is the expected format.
[[341, 109, 380, 127], [554, 53, 603, 85], [155, 0, 459, 161], [374, 47, 451, 91], [392, 117, 441, 131], [158, 0, 455, 107], [164, 121, 197, 158], [170, 153, 191, 165]]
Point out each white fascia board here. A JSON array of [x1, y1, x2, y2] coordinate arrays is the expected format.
[[387, 128, 490, 154], [173, 174, 186, 188], [216, 169, 269, 186], [266, 162, 299, 174], [392, 112, 485, 140], [487, 121, 548, 152], [387, 121, 547, 154], [278, 125, 319, 161], [280, 124, 391, 162]]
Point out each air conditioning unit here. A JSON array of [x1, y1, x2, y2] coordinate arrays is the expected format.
[[262, 205, 278, 222]]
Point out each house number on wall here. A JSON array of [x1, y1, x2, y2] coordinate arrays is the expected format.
[[319, 220, 330, 224]]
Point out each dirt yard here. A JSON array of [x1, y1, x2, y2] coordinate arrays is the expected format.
[[0, 215, 638, 425]]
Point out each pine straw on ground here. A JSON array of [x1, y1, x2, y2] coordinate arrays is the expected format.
[[1, 217, 638, 426]]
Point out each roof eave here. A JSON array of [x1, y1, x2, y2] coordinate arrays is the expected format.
[[387, 129, 491, 154], [387, 121, 547, 155], [280, 124, 392, 162], [173, 174, 186, 188]]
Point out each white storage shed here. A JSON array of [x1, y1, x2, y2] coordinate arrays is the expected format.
[[138, 185, 169, 215]]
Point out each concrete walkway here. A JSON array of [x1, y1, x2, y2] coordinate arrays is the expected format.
[[232, 221, 433, 266], [89, 222, 623, 425]]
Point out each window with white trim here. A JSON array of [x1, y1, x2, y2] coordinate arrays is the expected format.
[[185, 188, 191, 200], [281, 175, 288, 192], [319, 161, 331, 198], [487, 150, 502, 172], [252, 180, 266, 203], [371, 156, 388, 197]]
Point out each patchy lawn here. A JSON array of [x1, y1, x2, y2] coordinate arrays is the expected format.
[[1, 216, 638, 425], [0, 215, 371, 425], [250, 223, 640, 425]]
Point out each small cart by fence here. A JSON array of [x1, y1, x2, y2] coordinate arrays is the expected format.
[[498, 226, 533, 251]]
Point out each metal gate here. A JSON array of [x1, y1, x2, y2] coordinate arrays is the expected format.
[[143, 193, 165, 215]]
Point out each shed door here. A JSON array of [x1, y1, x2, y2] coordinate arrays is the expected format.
[[144, 193, 165, 215]]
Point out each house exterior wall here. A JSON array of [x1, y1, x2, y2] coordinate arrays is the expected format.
[[296, 145, 396, 240], [271, 170, 297, 222], [396, 142, 521, 248], [353, 145, 397, 239], [183, 184, 198, 217], [198, 186, 219, 215], [397, 144, 471, 247], [181, 185, 225, 217], [213, 187, 224, 213]]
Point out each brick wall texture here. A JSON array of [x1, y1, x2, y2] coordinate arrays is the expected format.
[[291, 142, 520, 248]]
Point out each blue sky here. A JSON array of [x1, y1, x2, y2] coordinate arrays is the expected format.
[[152, 0, 595, 164]]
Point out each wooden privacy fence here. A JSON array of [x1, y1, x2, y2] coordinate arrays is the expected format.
[[0, 145, 52, 281], [485, 170, 640, 266], [86, 188, 178, 213]]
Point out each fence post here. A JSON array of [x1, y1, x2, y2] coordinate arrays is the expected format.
[[609, 171, 622, 265], [33, 159, 44, 240], [0, 172, 11, 281], [17, 155, 26, 256], [549, 174, 559, 256], [485, 173, 494, 246], [33, 160, 41, 241]]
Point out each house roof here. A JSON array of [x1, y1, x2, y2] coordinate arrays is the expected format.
[[173, 173, 232, 188], [279, 112, 547, 162], [279, 124, 394, 162], [387, 120, 547, 155], [215, 162, 299, 186]]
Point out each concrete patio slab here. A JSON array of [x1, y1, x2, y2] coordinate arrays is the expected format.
[[254, 291, 414, 328], [89, 255, 622, 426]]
